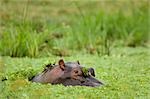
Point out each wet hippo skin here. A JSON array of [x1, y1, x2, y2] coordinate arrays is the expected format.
[[31, 59, 103, 87]]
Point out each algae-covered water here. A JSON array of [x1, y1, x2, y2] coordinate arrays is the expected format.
[[0, 47, 149, 98]]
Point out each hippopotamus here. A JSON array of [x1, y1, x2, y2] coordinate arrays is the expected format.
[[31, 59, 103, 87]]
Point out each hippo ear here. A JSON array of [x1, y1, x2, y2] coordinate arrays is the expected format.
[[88, 68, 95, 77], [59, 59, 65, 70], [77, 60, 80, 65]]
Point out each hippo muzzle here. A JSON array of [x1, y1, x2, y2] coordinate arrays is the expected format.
[[57, 76, 103, 87]]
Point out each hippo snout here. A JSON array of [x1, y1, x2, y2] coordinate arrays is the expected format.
[[60, 76, 103, 87], [83, 76, 103, 87]]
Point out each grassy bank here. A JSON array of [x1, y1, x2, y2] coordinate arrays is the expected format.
[[0, 0, 149, 57]]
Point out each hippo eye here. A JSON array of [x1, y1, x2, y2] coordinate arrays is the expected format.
[[74, 70, 78, 74]]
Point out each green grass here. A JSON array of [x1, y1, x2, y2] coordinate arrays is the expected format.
[[0, 47, 150, 98], [0, 0, 149, 57]]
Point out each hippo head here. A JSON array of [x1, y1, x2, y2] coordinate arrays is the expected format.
[[52, 59, 103, 87]]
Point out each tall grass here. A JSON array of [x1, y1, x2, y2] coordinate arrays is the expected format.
[[0, 1, 148, 57], [0, 22, 53, 57], [65, 2, 148, 55]]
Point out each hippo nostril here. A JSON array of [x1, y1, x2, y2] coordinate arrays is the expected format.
[[81, 80, 85, 83]]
